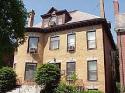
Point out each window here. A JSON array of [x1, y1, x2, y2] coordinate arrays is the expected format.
[[87, 31, 96, 49], [28, 37, 39, 53], [51, 16, 56, 22], [49, 16, 57, 27], [67, 33, 76, 51], [43, 18, 49, 28], [66, 62, 76, 80], [50, 36, 59, 50], [25, 63, 37, 81], [58, 17, 63, 25], [87, 60, 97, 81]]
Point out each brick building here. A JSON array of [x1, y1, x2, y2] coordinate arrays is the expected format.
[[14, 7, 115, 93], [114, 0, 125, 87]]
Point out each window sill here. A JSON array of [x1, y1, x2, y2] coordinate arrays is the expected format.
[[87, 80, 98, 82], [87, 48, 97, 50], [49, 48, 59, 51]]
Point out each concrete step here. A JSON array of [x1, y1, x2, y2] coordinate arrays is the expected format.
[[6, 85, 41, 93]]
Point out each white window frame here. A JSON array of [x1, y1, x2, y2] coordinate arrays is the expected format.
[[87, 30, 96, 49], [50, 36, 60, 50]]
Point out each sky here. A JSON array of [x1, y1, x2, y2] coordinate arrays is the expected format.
[[23, 0, 125, 42]]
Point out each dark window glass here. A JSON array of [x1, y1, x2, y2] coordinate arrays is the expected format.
[[25, 63, 37, 81], [87, 60, 97, 81], [66, 62, 75, 80], [28, 37, 39, 53]]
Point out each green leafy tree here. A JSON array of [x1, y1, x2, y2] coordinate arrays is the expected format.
[[0, 0, 27, 66], [35, 64, 61, 93], [0, 67, 16, 93]]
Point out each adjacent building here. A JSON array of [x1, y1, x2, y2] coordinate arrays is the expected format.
[[114, 0, 125, 87], [14, 7, 116, 93]]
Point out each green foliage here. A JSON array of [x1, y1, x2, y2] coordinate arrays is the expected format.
[[71, 72, 78, 84], [0, 0, 27, 65], [55, 83, 80, 93], [55, 83, 103, 93], [0, 67, 16, 93], [84, 90, 102, 93], [115, 82, 120, 93], [35, 64, 61, 93]]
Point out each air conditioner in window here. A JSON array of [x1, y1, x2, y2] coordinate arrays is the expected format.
[[29, 48, 37, 53], [49, 21, 56, 27], [68, 46, 75, 51]]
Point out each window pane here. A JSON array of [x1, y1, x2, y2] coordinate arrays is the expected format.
[[88, 61, 97, 70], [50, 36, 59, 50], [88, 60, 97, 81], [88, 40, 96, 49], [29, 37, 38, 49], [87, 31, 96, 49], [51, 16, 56, 22], [58, 17, 63, 25], [89, 71, 97, 81], [68, 34, 75, 46], [25, 63, 37, 81], [67, 62, 75, 80], [44, 19, 49, 27], [87, 31, 96, 40]]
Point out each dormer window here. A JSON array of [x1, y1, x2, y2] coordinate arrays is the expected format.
[[49, 15, 57, 27], [58, 16, 63, 25], [43, 18, 49, 28], [41, 7, 72, 27]]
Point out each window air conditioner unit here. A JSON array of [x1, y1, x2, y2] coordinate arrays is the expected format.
[[68, 46, 75, 51], [49, 21, 56, 27], [29, 48, 37, 53]]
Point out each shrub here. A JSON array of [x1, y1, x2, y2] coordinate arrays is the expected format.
[[84, 90, 102, 93], [0, 67, 16, 93], [35, 63, 61, 93], [55, 83, 84, 93], [116, 82, 121, 93]]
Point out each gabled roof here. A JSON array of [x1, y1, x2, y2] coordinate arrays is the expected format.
[[47, 7, 58, 14], [34, 10, 100, 28], [68, 10, 100, 23]]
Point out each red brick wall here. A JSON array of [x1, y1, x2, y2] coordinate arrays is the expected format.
[[117, 32, 125, 86]]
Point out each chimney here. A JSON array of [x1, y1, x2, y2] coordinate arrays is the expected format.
[[28, 9, 35, 27], [100, 0, 105, 18], [113, 0, 119, 16]]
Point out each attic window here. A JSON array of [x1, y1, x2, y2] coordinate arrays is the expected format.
[[49, 15, 57, 27], [43, 18, 49, 28], [58, 16, 63, 25]]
